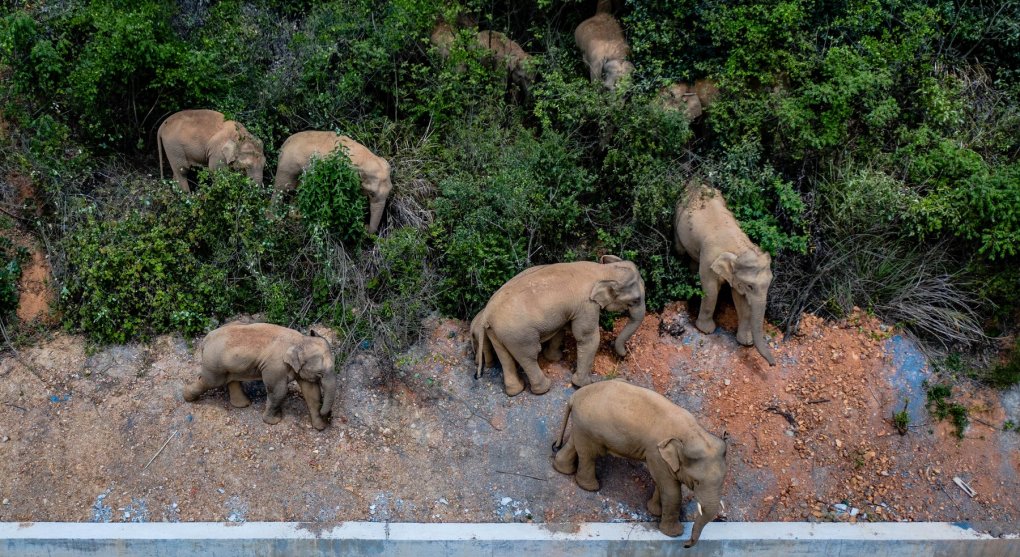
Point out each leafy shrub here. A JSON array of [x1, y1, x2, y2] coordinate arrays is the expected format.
[[0, 237, 27, 319], [297, 149, 368, 246]]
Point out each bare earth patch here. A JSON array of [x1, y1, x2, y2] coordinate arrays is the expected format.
[[0, 303, 1017, 534]]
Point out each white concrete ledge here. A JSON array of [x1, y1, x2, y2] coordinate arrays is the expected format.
[[1, 521, 1017, 556]]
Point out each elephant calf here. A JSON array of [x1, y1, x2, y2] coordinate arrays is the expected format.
[[184, 323, 337, 430], [553, 380, 727, 547], [476, 30, 535, 92], [657, 79, 719, 121], [471, 255, 645, 396], [574, 12, 634, 90], [674, 181, 776, 365], [274, 131, 393, 234], [157, 109, 265, 192]]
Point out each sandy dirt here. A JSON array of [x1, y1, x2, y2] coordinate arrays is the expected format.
[[0, 302, 1018, 534]]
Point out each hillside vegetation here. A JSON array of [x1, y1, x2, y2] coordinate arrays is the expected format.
[[1, 0, 1018, 380]]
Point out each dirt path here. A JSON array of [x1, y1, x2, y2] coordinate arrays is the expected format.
[[0, 304, 1018, 534]]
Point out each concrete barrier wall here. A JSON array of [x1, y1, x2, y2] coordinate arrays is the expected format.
[[2, 521, 1018, 557]]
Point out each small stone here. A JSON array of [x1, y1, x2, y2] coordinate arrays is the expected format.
[[850, 508, 860, 517], [500, 497, 512, 506], [2, 498, 8, 505], [217, 488, 225, 494], [724, 379, 731, 386], [1, 436, 8, 443], [833, 503, 848, 512]]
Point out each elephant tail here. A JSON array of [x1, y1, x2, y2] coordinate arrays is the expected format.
[[552, 396, 573, 453], [471, 317, 490, 380], [157, 126, 165, 181]]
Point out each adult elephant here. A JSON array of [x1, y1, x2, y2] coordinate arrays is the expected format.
[[183, 323, 337, 431], [157, 109, 265, 192], [470, 255, 646, 396], [553, 380, 727, 547], [674, 181, 776, 365], [274, 131, 392, 234]]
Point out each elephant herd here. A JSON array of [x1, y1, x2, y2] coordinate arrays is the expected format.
[[175, 3, 783, 548], [156, 109, 392, 234]]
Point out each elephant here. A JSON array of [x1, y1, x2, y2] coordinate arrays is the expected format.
[[553, 380, 727, 547], [658, 79, 720, 121], [430, 20, 456, 59], [574, 12, 634, 90], [674, 182, 776, 365], [273, 131, 393, 234], [657, 82, 703, 120], [157, 109, 265, 192], [476, 30, 535, 92], [183, 323, 337, 431], [470, 255, 646, 396]]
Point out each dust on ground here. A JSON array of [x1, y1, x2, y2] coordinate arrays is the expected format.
[[0, 302, 1018, 533]]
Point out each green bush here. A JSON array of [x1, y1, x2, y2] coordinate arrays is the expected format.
[[0, 237, 27, 319], [297, 149, 368, 246]]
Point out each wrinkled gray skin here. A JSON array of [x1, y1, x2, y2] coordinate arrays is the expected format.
[[471, 255, 646, 396], [274, 131, 392, 234], [574, 12, 635, 90], [553, 380, 727, 547], [157, 109, 265, 192], [183, 323, 337, 431], [674, 182, 776, 365]]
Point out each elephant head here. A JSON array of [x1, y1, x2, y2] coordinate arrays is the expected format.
[[657, 433, 727, 548], [284, 330, 337, 419], [603, 59, 634, 90], [710, 250, 776, 365], [215, 124, 265, 186], [591, 254, 646, 357], [659, 82, 703, 120]]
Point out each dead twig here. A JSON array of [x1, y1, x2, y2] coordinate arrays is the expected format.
[[807, 398, 831, 404], [3, 402, 27, 412], [142, 430, 178, 471], [495, 469, 547, 482]]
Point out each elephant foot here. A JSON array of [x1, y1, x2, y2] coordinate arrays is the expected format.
[[646, 497, 662, 517], [504, 381, 526, 397], [553, 454, 577, 476], [613, 340, 628, 358], [229, 393, 251, 408], [576, 475, 600, 492], [736, 328, 753, 346], [182, 385, 202, 403], [309, 417, 328, 431], [570, 372, 593, 388], [695, 317, 716, 335], [529, 375, 552, 395], [262, 411, 283, 425], [658, 518, 683, 537], [543, 348, 563, 361]]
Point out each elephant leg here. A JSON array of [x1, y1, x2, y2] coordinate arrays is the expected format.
[[162, 147, 192, 193], [655, 479, 684, 537], [297, 378, 327, 431], [183, 374, 221, 402], [488, 334, 526, 397], [552, 435, 578, 475], [696, 271, 720, 335], [573, 432, 600, 491], [647, 485, 663, 516], [542, 329, 565, 361], [570, 319, 599, 388], [262, 378, 288, 425], [507, 340, 552, 395], [732, 289, 753, 346], [227, 381, 251, 408]]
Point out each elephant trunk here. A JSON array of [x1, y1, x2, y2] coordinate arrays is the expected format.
[[367, 198, 386, 234], [248, 166, 264, 186], [319, 371, 337, 418], [685, 497, 720, 548], [750, 302, 776, 366], [613, 303, 645, 357]]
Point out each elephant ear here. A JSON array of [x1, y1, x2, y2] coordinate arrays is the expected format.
[[284, 344, 305, 374], [221, 140, 238, 165], [589, 279, 617, 309], [599, 254, 623, 264], [709, 252, 738, 283], [657, 438, 683, 474]]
